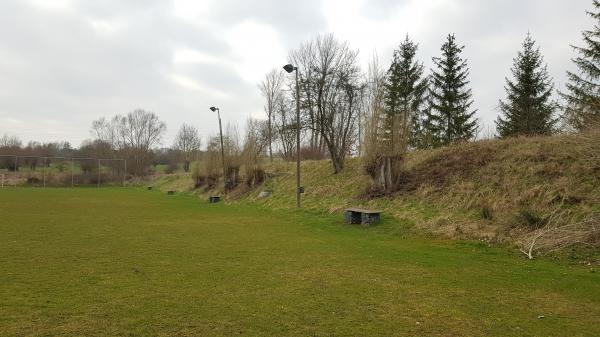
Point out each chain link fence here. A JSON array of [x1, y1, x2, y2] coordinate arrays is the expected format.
[[0, 155, 126, 188]]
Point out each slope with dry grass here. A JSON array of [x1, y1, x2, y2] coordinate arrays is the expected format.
[[151, 133, 600, 259]]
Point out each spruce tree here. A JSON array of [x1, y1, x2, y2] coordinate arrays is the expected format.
[[561, 0, 600, 129], [383, 35, 428, 149], [496, 34, 557, 137], [426, 34, 478, 146]]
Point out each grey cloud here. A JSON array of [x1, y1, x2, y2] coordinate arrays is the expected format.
[[361, 0, 406, 20], [0, 0, 594, 146], [196, 0, 327, 41]]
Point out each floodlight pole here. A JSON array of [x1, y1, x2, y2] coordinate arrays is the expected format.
[[218, 108, 226, 190], [71, 159, 74, 187], [43, 157, 46, 188], [123, 159, 127, 187], [14, 155, 17, 187], [294, 68, 301, 208], [210, 107, 227, 191], [283, 64, 301, 208], [97, 159, 101, 188]]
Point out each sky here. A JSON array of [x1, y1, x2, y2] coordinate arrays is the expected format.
[[0, 0, 594, 147]]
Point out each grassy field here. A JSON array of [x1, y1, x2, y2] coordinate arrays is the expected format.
[[1, 188, 599, 336]]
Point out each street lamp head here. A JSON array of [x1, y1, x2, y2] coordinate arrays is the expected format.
[[209, 107, 218, 112], [283, 64, 296, 73]]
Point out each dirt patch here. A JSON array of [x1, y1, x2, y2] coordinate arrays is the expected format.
[[410, 143, 495, 186], [362, 142, 497, 199]]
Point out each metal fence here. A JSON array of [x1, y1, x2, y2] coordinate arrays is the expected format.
[[0, 155, 126, 188]]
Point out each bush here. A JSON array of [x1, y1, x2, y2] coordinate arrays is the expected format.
[[26, 177, 41, 186], [299, 146, 328, 161], [225, 166, 240, 190], [191, 161, 218, 189], [481, 205, 494, 220], [519, 208, 547, 230], [164, 162, 178, 174], [244, 168, 265, 187]]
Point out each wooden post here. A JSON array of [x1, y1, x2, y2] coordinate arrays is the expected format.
[[97, 159, 101, 188], [43, 157, 46, 188], [14, 155, 18, 187]]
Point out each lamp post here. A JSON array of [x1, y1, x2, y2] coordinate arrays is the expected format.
[[209, 106, 227, 190], [283, 63, 301, 208]]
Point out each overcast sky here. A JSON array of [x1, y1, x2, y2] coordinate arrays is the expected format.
[[0, 0, 593, 147]]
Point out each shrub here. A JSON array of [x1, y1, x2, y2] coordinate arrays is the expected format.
[[191, 161, 218, 189], [26, 177, 41, 186], [164, 162, 178, 174], [481, 205, 494, 220], [519, 208, 547, 230], [299, 146, 328, 161]]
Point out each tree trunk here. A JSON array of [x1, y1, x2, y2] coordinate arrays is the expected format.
[[370, 154, 404, 192], [268, 113, 273, 162], [325, 138, 344, 174], [332, 154, 344, 174]]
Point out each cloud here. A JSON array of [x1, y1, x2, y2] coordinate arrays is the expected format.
[[0, 0, 594, 146], [27, 0, 74, 12]]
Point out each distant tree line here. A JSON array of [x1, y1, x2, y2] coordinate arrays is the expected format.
[[0, 135, 74, 172], [1, 108, 270, 185]]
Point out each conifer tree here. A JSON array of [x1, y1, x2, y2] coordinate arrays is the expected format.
[[561, 0, 600, 129], [496, 34, 557, 137], [383, 35, 428, 149], [426, 34, 478, 146]]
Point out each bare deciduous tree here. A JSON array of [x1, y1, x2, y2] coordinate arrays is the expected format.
[[289, 33, 363, 173], [273, 95, 297, 161], [259, 69, 285, 162], [363, 53, 412, 192], [173, 124, 202, 172], [363, 54, 403, 192], [289, 39, 321, 152], [0, 134, 22, 148], [91, 109, 166, 175], [91, 118, 117, 149], [222, 123, 242, 189], [242, 118, 268, 186]]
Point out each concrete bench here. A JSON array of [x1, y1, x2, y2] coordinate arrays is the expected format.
[[258, 190, 272, 198], [208, 196, 221, 203], [345, 208, 381, 226]]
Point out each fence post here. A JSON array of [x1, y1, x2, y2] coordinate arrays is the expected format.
[[123, 159, 127, 187], [98, 159, 101, 188], [14, 156, 18, 187], [43, 157, 46, 188], [71, 159, 74, 187]]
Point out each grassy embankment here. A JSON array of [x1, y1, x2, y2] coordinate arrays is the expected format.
[[153, 135, 600, 258]]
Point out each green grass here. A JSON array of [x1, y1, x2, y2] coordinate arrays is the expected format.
[[1, 188, 599, 336]]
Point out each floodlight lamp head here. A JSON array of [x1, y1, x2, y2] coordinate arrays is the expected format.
[[283, 64, 296, 73], [209, 107, 217, 112]]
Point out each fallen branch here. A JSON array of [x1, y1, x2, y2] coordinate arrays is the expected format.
[[517, 212, 600, 260]]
